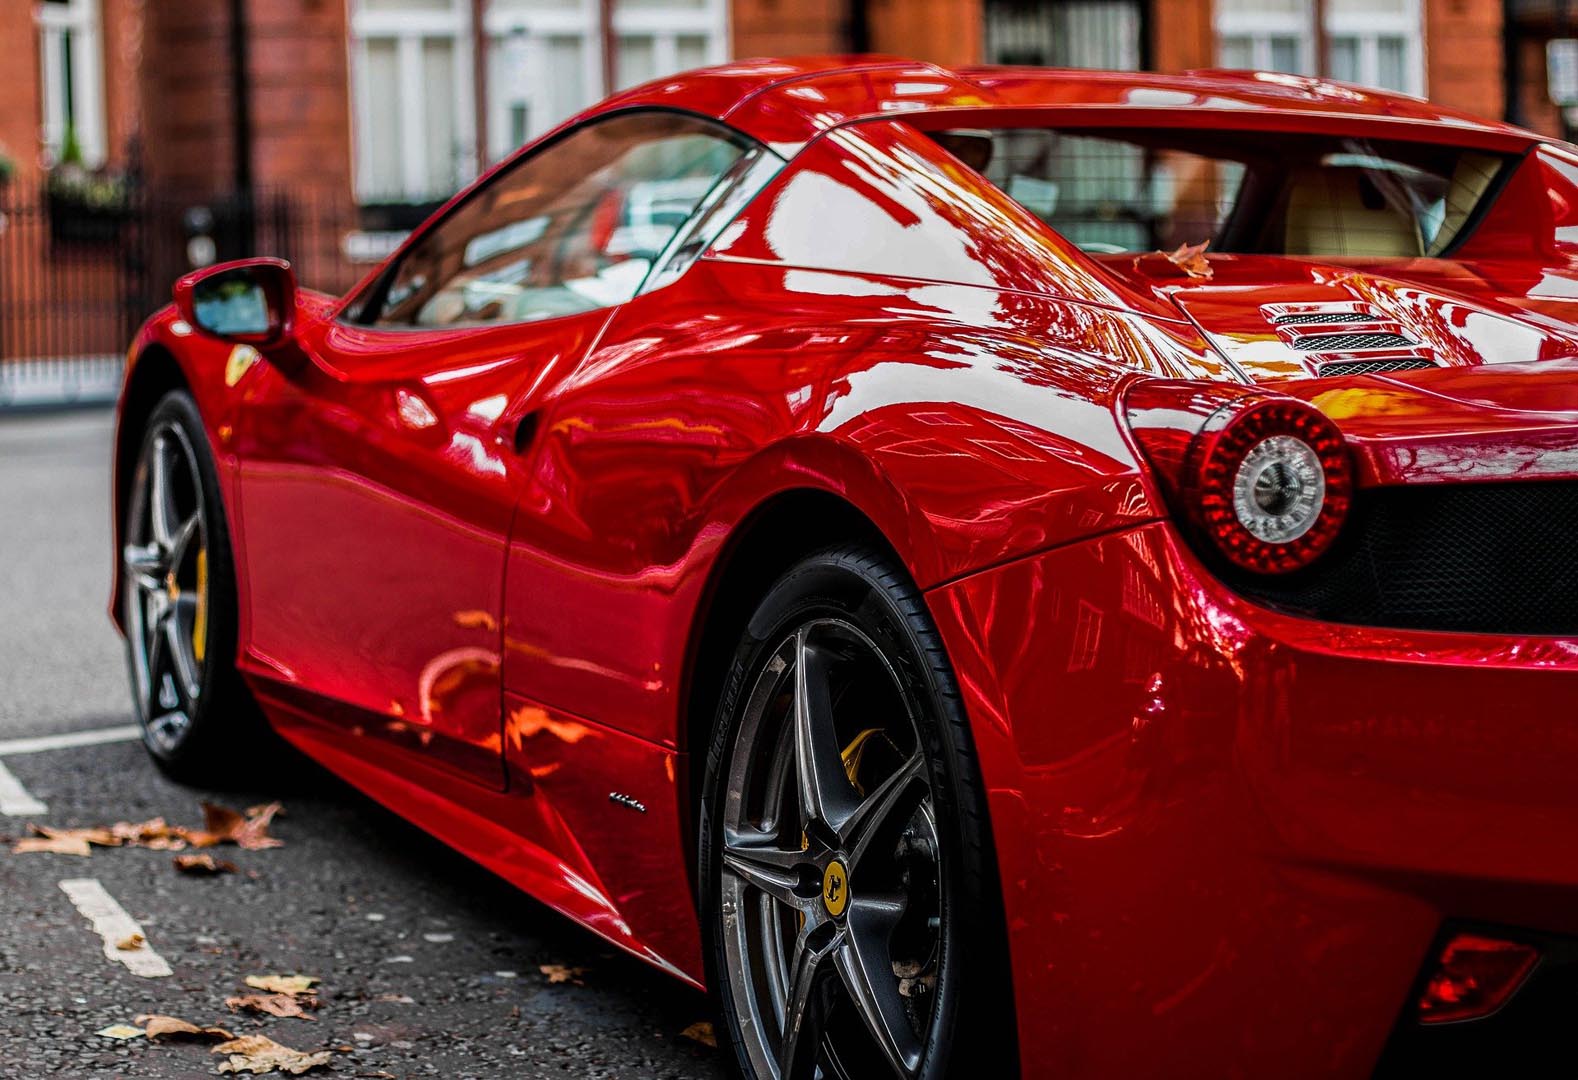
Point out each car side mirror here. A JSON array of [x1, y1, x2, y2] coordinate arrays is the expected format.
[[173, 257, 297, 348]]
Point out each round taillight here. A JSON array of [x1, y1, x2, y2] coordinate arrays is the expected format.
[[1189, 401, 1352, 574]]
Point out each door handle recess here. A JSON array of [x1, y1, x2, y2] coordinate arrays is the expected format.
[[513, 411, 541, 455]]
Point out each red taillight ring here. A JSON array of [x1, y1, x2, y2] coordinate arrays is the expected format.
[[1187, 400, 1353, 574]]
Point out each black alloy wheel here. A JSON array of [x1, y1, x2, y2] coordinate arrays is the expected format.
[[122, 389, 271, 780], [701, 545, 1016, 1079]]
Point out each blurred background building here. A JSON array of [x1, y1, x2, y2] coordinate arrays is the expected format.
[[0, 0, 1575, 402]]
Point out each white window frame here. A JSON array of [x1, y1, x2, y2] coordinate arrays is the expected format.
[[349, 0, 730, 200], [483, 0, 603, 163], [349, 0, 478, 203], [36, 0, 107, 168], [1216, 1, 1426, 97], [1215, 4, 1318, 76], [1325, 1, 1426, 98], [610, 0, 729, 88], [483, 0, 728, 160]]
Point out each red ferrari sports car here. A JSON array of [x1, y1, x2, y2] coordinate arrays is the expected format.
[[113, 56, 1578, 1078]]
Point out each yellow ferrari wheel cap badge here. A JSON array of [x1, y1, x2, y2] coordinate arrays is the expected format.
[[822, 859, 849, 919]]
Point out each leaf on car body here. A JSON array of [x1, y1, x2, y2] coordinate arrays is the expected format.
[[1164, 239, 1213, 279], [244, 975, 320, 997], [226, 992, 317, 1020], [135, 1014, 235, 1043], [174, 853, 238, 875], [212, 1034, 334, 1075]]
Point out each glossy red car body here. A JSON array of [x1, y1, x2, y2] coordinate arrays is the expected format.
[[113, 57, 1578, 1077]]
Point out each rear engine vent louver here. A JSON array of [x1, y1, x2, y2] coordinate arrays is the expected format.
[[1291, 331, 1418, 352], [1271, 311, 1372, 326], [1316, 358, 1440, 376], [1260, 303, 1438, 374]]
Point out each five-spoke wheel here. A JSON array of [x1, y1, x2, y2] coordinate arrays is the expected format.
[[704, 546, 1013, 1080], [123, 418, 209, 753], [120, 390, 271, 780]]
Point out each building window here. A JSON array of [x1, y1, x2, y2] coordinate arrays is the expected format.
[[984, 0, 1148, 71], [350, 0, 477, 204], [349, 0, 728, 206], [610, 0, 728, 90], [1215, 0, 1316, 77], [1325, 0, 1423, 96], [484, 0, 726, 161], [482, 0, 603, 169], [1216, 0, 1424, 96], [36, 0, 106, 168]]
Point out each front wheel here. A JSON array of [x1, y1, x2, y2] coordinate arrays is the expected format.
[[121, 389, 272, 782], [700, 545, 1017, 1079]]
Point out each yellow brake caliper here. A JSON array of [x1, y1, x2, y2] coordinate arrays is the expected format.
[[841, 727, 887, 796], [192, 548, 209, 664]]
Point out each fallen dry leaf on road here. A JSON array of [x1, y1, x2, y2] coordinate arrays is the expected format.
[[111, 817, 189, 849], [135, 1014, 235, 1043], [12, 804, 285, 858], [680, 1021, 717, 1048], [96, 1024, 145, 1040], [539, 963, 587, 986], [13, 825, 121, 856], [226, 992, 317, 1020], [14, 835, 92, 856], [244, 975, 320, 997], [213, 1034, 333, 1075], [37, 824, 119, 845], [192, 801, 284, 850], [174, 853, 238, 875], [116, 933, 145, 951]]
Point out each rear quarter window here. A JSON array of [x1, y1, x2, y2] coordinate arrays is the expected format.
[[930, 127, 1513, 260]]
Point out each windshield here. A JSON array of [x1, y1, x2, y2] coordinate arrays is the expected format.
[[930, 128, 1512, 259]]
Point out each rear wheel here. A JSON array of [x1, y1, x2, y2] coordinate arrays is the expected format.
[[700, 545, 1016, 1079], [121, 390, 271, 781]]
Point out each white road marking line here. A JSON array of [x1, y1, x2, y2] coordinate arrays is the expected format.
[[0, 724, 141, 757], [0, 758, 47, 816], [59, 879, 173, 979]]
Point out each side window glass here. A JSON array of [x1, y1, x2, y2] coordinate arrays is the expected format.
[[362, 112, 751, 329]]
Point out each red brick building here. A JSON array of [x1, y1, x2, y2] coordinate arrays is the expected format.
[[0, 0, 1573, 362], [0, 1, 1555, 210]]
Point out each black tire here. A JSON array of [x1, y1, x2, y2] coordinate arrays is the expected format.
[[120, 389, 276, 783], [699, 544, 1018, 1079]]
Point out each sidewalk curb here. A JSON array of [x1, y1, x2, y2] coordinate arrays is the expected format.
[[0, 356, 123, 413]]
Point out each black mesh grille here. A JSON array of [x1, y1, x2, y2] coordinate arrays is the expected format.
[[1226, 482, 1578, 635], [1272, 312, 1376, 326], [1290, 331, 1417, 351], [1316, 358, 1440, 376]]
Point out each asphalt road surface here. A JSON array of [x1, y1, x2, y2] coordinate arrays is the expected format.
[[0, 408, 724, 1079]]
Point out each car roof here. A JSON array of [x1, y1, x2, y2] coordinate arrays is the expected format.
[[597, 55, 1535, 154]]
